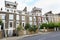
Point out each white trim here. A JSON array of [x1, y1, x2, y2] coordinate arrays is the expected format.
[[4, 28, 15, 30]]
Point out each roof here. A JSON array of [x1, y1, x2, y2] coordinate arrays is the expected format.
[[5, 1, 17, 6], [55, 13, 60, 16], [32, 7, 42, 13], [44, 11, 53, 15]]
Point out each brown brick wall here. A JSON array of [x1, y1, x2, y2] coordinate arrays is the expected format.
[[5, 13, 9, 29]]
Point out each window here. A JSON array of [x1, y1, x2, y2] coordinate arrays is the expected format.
[[2, 15, 5, 19], [7, 4, 10, 6], [10, 22, 12, 27], [16, 21, 19, 28], [30, 22, 32, 25], [22, 16, 25, 20], [22, 22, 25, 27], [22, 12, 25, 14], [10, 9, 13, 12], [7, 9, 9, 12], [9, 14, 13, 20], [34, 17, 36, 21], [14, 5, 16, 7], [16, 15, 19, 20], [34, 22, 36, 25], [29, 17, 32, 21], [0, 14, 5, 19], [23, 23, 24, 27]]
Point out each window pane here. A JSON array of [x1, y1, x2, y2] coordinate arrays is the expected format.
[[0, 14, 5, 19], [16, 21, 19, 27], [34, 22, 36, 25], [22, 16, 25, 20], [10, 22, 12, 27], [34, 17, 36, 21], [22, 22, 25, 27], [16, 15, 19, 20], [29, 17, 32, 21], [22, 12, 25, 14], [9, 14, 13, 20], [30, 22, 32, 25]]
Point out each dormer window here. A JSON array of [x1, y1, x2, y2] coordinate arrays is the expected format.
[[7, 4, 10, 6], [14, 5, 16, 7], [7, 9, 9, 12], [1, 8, 2, 11]]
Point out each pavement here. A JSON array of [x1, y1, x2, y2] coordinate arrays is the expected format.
[[0, 32, 50, 40], [18, 31, 60, 40]]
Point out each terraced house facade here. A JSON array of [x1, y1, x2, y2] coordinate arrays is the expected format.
[[0, 1, 42, 37]]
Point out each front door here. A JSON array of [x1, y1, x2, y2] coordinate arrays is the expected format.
[[8, 21, 13, 37]]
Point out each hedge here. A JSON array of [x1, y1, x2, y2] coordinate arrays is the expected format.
[[40, 22, 60, 29]]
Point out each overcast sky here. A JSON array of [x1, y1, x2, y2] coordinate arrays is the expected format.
[[0, 0, 60, 14]]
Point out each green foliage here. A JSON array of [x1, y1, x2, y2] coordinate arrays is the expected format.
[[32, 25, 38, 32], [47, 22, 55, 29], [28, 27, 33, 32], [25, 23, 38, 32], [40, 22, 58, 29], [40, 23, 48, 29], [25, 23, 31, 30], [17, 24, 24, 31], [0, 19, 2, 25], [28, 25, 38, 32], [55, 22, 60, 28]]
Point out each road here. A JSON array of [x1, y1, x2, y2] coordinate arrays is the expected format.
[[18, 31, 60, 40]]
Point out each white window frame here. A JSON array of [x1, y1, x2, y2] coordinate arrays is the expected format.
[[22, 16, 25, 20], [16, 15, 19, 20], [30, 22, 32, 25], [16, 21, 19, 28], [0, 14, 5, 19], [29, 17, 32, 21], [9, 14, 14, 20]]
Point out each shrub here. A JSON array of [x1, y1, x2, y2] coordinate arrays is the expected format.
[[55, 22, 60, 28], [32, 25, 38, 32], [25, 23, 31, 30], [40, 23, 48, 29], [17, 24, 24, 31], [28, 25, 38, 32], [40, 22, 55, 29], [47, 22, 55, 29], [28, 27, 33, 32]]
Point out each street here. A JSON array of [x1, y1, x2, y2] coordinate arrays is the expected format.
[[18, 31, 60, 40]]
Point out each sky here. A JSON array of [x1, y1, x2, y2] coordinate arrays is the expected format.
[[0, 0, 60, 14]]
